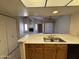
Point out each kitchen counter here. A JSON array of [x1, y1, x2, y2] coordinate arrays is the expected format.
[[18, 34, 79, 44], [18, 34, 79, 59]]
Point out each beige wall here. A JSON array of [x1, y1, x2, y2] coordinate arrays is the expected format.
[[0, 14, 19, 59], [70, 13, 79, 35]]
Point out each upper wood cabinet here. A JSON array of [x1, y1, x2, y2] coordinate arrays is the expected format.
[[25, 44, 67, 59]]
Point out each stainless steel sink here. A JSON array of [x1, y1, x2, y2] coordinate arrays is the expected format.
[[44, 36, 66, 42]]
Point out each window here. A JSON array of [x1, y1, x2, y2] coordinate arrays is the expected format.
[[35, 24, 38, 31], [25, 24, 28, 32]]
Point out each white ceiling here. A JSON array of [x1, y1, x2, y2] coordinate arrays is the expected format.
[[68, 0, 79, 6], [0, 0, 26, 17], [47, 0, 71, 6], [21, 0, 71, 7], [21, 0, 46, 7], [0, 0, 79, 18], [21, 0, 79, 7]]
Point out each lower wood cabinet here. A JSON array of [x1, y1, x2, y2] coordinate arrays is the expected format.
[[25, 44, 67, 59], [25, 45, 43, 59], [25, 48, 32, 59], [44, 45, 56, 59], [56, 45, 67, 59], [31, 48, 43, 59]]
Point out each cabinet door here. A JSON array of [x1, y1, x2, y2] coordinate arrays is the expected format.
[[25, 47, 32, 59], [6, 18, 18, 53], [0, 18, 8, 58], [25, 44, 43, 59], [44, 45, 56, 59], [56, 45, 67, 59], [31, 48, 43, 59]]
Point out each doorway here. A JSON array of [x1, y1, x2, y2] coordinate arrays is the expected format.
[[38, 24, 42, 33]]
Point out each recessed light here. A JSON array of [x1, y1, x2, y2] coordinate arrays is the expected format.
[[52, 11, 59, 14]]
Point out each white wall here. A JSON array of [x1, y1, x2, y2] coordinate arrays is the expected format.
[[0, 15, 19, 59], [0, 15, 8, 59], [54, 16, 70, 34], [18, 17, 25, 38], [70, 13, 79, 35]]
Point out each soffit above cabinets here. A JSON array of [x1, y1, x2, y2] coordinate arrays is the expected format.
[[21, 0, 72, 7], [26, 7, 79, 16]]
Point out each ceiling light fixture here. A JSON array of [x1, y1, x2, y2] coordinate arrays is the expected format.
[[21, 0, 72, 7], [52, 11, 59, 14]]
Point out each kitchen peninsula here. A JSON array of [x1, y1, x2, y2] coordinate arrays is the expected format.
[[18, 34, 79, 59]]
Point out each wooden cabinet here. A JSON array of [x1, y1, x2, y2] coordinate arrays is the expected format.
[[56, 45, 67, 59], [31, 48, 43, 59], [25, 45, 43, 59], [44, 45, 56, 59], [25, 44, 67, 59]]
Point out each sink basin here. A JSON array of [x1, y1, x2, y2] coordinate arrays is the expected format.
[[44, 37, 66, 42]]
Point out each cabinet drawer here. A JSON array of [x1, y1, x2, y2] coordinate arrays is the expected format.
[[25, 44, 43, 48], [30, 44, 43, 48], [57, 45, 67, 50], [44, 45, 56, 49]]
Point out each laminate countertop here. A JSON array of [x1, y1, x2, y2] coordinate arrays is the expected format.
[[18, 34, 79, 44]]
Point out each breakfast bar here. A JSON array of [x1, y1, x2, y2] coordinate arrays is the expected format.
[[18, 34, 79, 59]]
